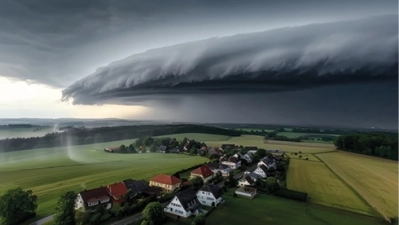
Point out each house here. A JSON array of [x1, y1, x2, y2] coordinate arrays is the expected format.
[[253, 165, 268, 178], [205, 163, 232, 176], [170, 147, 180, 153], [104, 147, 120, 153], [238, 175, 255, 187], [196, 184, 224, 207], [235, 187, 257, 199], [149, 174, 182, 192], [106, 182, 128, 203], [75, 187, 112, 211], [156, 145, 167, 153], [221, 144, 236, 150], [220, 156, 241, 169], [164, 187, 202, 218], [190, 165, 214, 183], [183, 140, 190, 151], [142, 186, 163, 197], [145, 147, 151, 153], [242, 153, 253, 163], [233, 152, 243, 159], [122, 179, 148, 196], [244, 146, 258, 152], [243, 172, 260, 181], [258, 156, 276, 169]]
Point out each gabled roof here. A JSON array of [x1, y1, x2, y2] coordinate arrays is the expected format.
[[191, 165, 214, 178], [244, 176, 255, 185], [228, 156, 239, 163], [123, 179, 148, 193], [156, 145, 167, 151], [247, 172, 260, 180], [107, 182, 128, 198], [199, 184, 223, 199], [79, 187, 110, 204], [150, 174, 181, 185], [259, 165, 268, 173], [175, 187, 201, 211]]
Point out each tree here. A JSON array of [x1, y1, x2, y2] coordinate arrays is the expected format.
[[190, 147, 197, 155], [265, 177, 279, 193], [255, 149, 266, 158], [119, 144, 127, 153], [124, 190, 139, 206], [128, 144, 136, 153], [142, 202, 166, 225], [0, 188, 38, 225], [191, 176, 204, 190], [276, 161, 286, 172], [150, 144, 156, 153], [192, 213, 206, 225], [54, 191, 77, 225]]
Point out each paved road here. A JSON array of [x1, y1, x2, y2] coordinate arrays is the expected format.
[[29, 214, 54, 225]]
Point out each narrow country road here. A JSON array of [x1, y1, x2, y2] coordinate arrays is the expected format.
[[29, 214, 54, 225], [111, 202, 169, 225]]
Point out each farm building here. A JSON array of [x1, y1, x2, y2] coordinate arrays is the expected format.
[[149, 174, 182, 192], [221, 144, 236, 149], [75, 187, 112, 211], [235, 187, 257, 199]]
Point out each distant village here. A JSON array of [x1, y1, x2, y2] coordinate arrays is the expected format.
[[73, 137, 289, 222]]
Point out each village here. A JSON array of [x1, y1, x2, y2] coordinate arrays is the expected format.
[[76, 137, 291, 224]]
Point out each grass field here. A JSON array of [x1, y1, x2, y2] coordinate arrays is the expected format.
[[287, 153, 320, 162], [154, 133, 231, 142], [0, 127, 54, 139], [0, 138, 208, 224], [286, 160, 378, 216], [277, 132, 340, 138], [205, 191, 385, 225], [206, 135, 336, 153], [317, 151, 398, 220]]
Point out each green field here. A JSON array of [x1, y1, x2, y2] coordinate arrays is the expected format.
[[205, 191, 385, 225], [317, 151, 398, 220], [206, 135, 336, 153], [0, 138, 209, 224], [0, 127, 54, 139], [287, 153, 321, 162], [154, 133, 231, 142], [286, 160, 378, 216], [277, 132, 339, 138]]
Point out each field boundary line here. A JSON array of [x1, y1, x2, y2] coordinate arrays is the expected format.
[[313, 154, 385, 221]]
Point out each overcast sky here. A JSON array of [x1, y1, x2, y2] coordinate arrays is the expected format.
[[0, 0, 397, 128]]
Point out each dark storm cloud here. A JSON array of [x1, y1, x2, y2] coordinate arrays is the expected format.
[[61, 15, 398, 105], [0, 0, 396, 86]]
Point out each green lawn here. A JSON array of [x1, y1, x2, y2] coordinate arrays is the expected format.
[[205, 191, 385, 225], [0, 139, 208, 224]]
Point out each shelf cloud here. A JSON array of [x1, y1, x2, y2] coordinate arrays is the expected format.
[[62, 15, 397, 105]]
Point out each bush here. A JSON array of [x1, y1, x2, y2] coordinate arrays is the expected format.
[[274, 189, 308, 202], [299, 155, 302, 158], [294, 152, 298, 155], [233, 193, 237, 197], [305, 158, 308, 160]]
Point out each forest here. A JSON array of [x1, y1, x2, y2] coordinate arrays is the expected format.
[[334, 132, 398, 160], [0, 124, 241, 152]]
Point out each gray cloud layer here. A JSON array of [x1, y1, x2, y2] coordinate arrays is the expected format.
[[62, 15, 398, 105], [0, 0, 396, 87]]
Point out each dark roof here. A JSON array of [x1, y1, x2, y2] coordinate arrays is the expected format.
[[156, 146, 167, 151], [244, 146, 258, 150], [228, 156, 239, 163], [199, 184, 223, 199], [259, 165, 268, 173], [221, 144, 236, 149], [170, 148, 180, 153], [247, 172, 260, 179], [244, 176, 255, 185], [79, 187, 110, 205], [123, 179, 148, 193], [143, 186, 162, 195], [175, 187, 201, 211], [205, 163, 219, 170]]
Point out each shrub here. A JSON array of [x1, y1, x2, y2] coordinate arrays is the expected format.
[[299, 155, 302, 158], [305, 158, 308, 160], [233, 193, 237, 197], [274, 189, 308, 202], [294, 152, 298, 155]]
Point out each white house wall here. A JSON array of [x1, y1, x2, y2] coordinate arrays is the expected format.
[[164, 196, 191, 218]]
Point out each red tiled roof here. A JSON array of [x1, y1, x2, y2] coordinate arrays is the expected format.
[[150, 174, 181, 185], [107, 182, 128, 198], [79, 187, 110, 204], [191, 165, 214, 178]]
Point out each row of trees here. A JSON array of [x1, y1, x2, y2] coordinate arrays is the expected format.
[[0, 124, 241, 152], [334, 133, 398, 160]]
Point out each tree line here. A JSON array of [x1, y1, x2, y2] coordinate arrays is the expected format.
[[0, 124, 241, 153], [334, 132, 398, 161]]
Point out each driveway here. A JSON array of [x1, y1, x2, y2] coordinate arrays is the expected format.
[[29, 214, 54, 225]]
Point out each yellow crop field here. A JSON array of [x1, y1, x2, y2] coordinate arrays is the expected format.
[[317, 151, 398, 219], [206, 135, 335, 153], [287, 159, 378, 216]]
